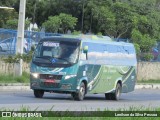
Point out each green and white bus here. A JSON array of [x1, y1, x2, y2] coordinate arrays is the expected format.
[[30, 35, 137, 101]]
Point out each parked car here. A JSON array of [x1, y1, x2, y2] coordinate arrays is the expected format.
[[0, 37, 29, 53], [31, 40, 38, 47], [152, 48, 159, 60]]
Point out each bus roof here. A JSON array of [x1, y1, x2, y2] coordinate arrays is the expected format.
[[41, 35, 133, 47]]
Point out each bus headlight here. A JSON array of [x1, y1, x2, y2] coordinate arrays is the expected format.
[[65, 75, 77, 80], [31, 73, 39, 79]]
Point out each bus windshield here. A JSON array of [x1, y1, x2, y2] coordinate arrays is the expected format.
[[32, 40, 80, 67]]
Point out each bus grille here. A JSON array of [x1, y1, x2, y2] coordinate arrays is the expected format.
[[41, 83, 60, 88], [40, 74, 63, 80]]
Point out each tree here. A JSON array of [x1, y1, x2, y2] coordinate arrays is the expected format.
[[0, 9, 18, 28], [42, 13, 77, 33], [131, 29, 156, 52], [1, 0, 160, 40], [110, 2, 133, 38], [131, 29, 156, 61], [0, 0, 18, 27], [5, 19, 18, 29], [79, 0, 114, 34], [42, 16, 61, 33], [92, 5, 115, 36], [4, 19, 31, 30], [59, 13, 77, 33]]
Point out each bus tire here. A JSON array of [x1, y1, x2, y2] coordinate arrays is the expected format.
[[105, 93, 113, 100], [71, 92, 76, 99], [34, 90, 44, 98], [105, 82, 121, 100], [112, 82, 122, 100], [72, 82, 86, 101]]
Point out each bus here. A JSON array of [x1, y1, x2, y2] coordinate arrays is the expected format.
[[30, 35, 137, 101]]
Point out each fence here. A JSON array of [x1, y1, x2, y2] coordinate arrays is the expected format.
[[0, 29, 61, 55], [1, 29, 160, 62], [0, 29, 160, 80], [0, 60, 160, 81], [137, 62, 160, 80], [115, 38, 160, 62], [0, 60, 29, 74]]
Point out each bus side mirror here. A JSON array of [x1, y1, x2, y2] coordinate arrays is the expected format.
[[83, 46, 88, 60], [83, 46, 88, 53]]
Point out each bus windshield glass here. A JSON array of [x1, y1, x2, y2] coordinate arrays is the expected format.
[[32, 40, 80, 67]]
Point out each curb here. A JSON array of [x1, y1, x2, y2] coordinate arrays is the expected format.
[[0, 83, 30, 91], [0, 86, 30, 91], [0, 84, 160, 91], [135, 84, 160, 89]]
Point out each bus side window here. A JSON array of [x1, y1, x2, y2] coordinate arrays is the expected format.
[[122, 46, 128, 54], [117, 46, 122, 53]]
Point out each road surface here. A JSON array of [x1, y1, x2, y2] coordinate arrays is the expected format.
[[0, 89, 160, 111]]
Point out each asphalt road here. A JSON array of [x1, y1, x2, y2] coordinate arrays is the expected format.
[[0, 89, 160, 111]]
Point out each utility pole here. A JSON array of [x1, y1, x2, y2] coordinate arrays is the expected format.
[[33, 0, 37, 29], [15, 0, 26, 76], [81, 0, 85, 33], [89, 10, 92, 33]]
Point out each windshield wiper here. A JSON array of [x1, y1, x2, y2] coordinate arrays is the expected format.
[[34, 56, 74, 65], [34, 56, 52, 63], [53, 57, 73, 64]]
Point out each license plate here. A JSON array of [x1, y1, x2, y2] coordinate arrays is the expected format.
[[45, 79, 55, 83]]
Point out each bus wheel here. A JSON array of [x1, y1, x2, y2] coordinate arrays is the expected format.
[[71, 92, 76, 99], [112, 83, 122, 100], [72, 82, 86, 101], [34, 90, 44, 98], [105, 93, 113, 100], [105, 83, 121, 100], [113, 82, 122, 100]]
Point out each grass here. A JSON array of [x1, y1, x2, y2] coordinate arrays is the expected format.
[[0, 72, 29, 83], [0, 106, 160, 120], [0, 72, 160, 84], [0, 117, 159, 120], [137, 79, 160, 84]]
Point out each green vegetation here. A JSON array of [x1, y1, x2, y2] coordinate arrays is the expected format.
[[1, 49, 34, 64], [0, 116, 159, 120], [0, 106, 160, 119], [1, 70, 160, 84], [0, 72, 29, 83], [5, 19, 31, 30], [25, 118, 160, 120], [1, 0, 160, 61], [137, 79, 160, 84], [43, 13, 77, 33]]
